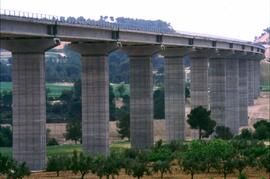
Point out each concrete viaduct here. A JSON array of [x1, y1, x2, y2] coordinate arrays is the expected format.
[[0, 10, 265, 170]]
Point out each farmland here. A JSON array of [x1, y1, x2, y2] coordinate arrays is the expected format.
[[0, 82, 74, 97]]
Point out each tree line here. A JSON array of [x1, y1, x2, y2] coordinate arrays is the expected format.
[[1, 139, 269, 179]]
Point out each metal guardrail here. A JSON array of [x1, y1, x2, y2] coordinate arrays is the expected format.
[[0, 9, 173, 34], [0, 9, 61, 21]]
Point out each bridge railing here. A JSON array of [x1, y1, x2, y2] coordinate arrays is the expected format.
[[0, 9, 61, 21], [0, 9, 174, 34]]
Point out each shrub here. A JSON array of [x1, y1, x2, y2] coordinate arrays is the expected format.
[[152, 160, 172, 178], [235, 129, 253, 140], [7, 162, 30, 179], [180, 140, 207, 179], [70, 150, 93, 179], [0, 154, 12, 175], [125, 158, 150, 179], [259, 149, 270, 178], [238, 172, 248, 179], [253, 120, 270, 140], [0, 154, 30, 179], [92, 152, 123, 179], [211, 140, 235, 179], [46, 155, 70, 176], [215, 126, 233, 140], [0, 126, 12, 147], [47, 138, 59, 146]]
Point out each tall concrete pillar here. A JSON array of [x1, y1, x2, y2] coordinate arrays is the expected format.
[[254, 60, 260, 98], [238, 58, 248, 126], [225, 59, 239, 134], [189, 50, 212, 109], [160, 48, 186, 141], [248, 60, 254, 105], [209, 58, 226, 126], [0, 39, 58, 170], [69, 42, 117, 155], [253, 60, 258, 99], [123, 45, 159, 149]]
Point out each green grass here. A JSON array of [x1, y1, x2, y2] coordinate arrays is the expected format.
[[261, 85, 270, 91], [0, 82, 12, 92], [0, 147, 12, 158], [0, 141, 130, 158], [0, 82, 74, 97], [46, 83, 74, 97]]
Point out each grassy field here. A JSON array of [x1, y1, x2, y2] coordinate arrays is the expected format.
[[261, 85, 270, 91], [0, 141, 130, 158], [0, 82, 74, 97]]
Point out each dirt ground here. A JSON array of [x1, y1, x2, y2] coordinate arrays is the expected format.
[[45, 91, 270, 144], [5, 167, 267, 179], [248, 91, 270, 127]]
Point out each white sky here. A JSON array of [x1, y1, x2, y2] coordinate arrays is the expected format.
[[1, 0, 269, 41]]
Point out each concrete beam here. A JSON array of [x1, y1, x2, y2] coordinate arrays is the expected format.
[[0, 39, 58, 53]]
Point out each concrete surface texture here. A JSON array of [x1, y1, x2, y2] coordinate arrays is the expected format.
[[209, 59, 226, 126], [190, 57, 209, 109], [238, 58, 248, 126], [225, 59, 240, 134], [129, 56, 154, 149], [248, 60, 255, 105], [164, 56, 185, 140]]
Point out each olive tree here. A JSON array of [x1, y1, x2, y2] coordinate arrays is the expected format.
[[70, 150, 93, 179], [180, 140, 206, 179]]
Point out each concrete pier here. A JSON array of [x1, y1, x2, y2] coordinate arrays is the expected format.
[[1, 39, 57, 170], [190, 54, 209, 109], [225, 59, 239, 134], [248, 60, 255, 105], [69, 42, 117, 155], [161, 48, 186, 141], [254, 60, 260, 98], [209, 58, 226, 126], [124, 45, 158, 149], [238, 58, 248, 126]]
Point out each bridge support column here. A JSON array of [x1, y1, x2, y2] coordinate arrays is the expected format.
[[225, 59, 239, 134], [189, 50, 213, 109], [0, 39, 58, 170], [124, 45, 158, 149], [239, 58, 248, 127], [161, 48, 186, 141], [69, 42, 117, 155], [248, 60, 255, 105], [209, 58, 226, 126], [254, 60, 260, 98]]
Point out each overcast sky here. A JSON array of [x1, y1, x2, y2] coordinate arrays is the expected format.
[[1, 0, 269, 41]]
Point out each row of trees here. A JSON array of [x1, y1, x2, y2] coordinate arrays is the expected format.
[[44, 139, 270, 179], [63, 15, 176, 34]]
